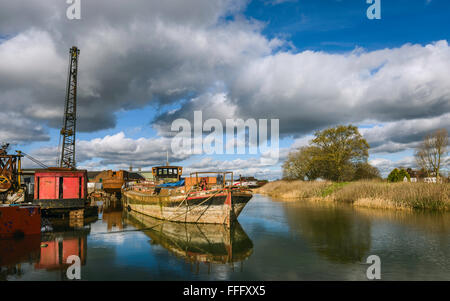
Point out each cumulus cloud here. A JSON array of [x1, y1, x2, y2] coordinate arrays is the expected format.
[[156, 40, 450, 139], [184, 156, 282, 180], [24, 132, 189, 170], [361, 113, 450, 153], [0, 112, 49, 144], [22, 131, 282, 179], [0, 0, 277, 143], [1, 0, 449, 176], [369, 157, 417, 177], [370, 156, 449, 178]]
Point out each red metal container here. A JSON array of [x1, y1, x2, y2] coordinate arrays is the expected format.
[[33, 168, 88, 209], [0, 205, 41, 239]]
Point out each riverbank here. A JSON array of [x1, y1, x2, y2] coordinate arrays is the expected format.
[[254, 180, 450, 211]]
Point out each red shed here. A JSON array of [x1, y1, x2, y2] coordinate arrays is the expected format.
[[33, 168, 88, 210]]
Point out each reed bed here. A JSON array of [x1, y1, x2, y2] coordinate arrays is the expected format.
[[254, 180, 331, 200], [255, 180, 450, 211]]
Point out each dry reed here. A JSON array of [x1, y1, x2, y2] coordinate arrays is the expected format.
[[255, 180, 449, 211]]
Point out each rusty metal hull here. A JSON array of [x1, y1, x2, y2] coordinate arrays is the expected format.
[[123, 189, 252, 226], [102, 179, 124, 193], [0, 205, 41, 239], [124, 210, 253, 264]]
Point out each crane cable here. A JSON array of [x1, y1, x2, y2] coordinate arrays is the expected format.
[[20, 152, 49, 169]]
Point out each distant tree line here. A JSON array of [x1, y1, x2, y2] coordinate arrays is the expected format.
[[283, 125, 381, 182]]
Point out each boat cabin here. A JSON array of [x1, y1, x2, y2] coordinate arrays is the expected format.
[[152, 166, 182, 182]]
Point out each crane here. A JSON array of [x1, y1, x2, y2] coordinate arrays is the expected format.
[[58, 46, 80, 169]]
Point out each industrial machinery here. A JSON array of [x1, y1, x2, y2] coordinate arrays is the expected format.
[[0, 142, 50, 203], [58, 46, 80, 170], [0, 143, 22, 193], [31, 46, 93, 215], [0, 143, 24, 203]]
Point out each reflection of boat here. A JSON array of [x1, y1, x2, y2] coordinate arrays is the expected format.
[[102, 210, 124, 231], [125, 210, 253, 264], [123, 166, 253, 226], [0, 235, 41, 267]]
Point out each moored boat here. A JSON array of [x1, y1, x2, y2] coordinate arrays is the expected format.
[[92, 170, 129, 194], [0, 204, 41, 239], [122, 166, 253, 226]]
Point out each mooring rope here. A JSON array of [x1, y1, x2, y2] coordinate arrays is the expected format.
[[89, 188, 228, 236]]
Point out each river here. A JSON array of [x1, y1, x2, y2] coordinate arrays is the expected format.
[[1, 194, 449, 280]]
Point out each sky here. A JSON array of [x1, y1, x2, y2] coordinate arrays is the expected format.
[[0, 0, 449, 179]]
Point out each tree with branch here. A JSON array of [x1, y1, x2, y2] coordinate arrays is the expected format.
[[415, 128, 448, 181], [282, 125, 374, 182]]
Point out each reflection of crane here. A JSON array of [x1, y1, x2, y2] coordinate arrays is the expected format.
[[58, 46, 80, 170]]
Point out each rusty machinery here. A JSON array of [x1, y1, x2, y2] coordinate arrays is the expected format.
[[0, 143, 49, 203], [0, 143, 23, 196]]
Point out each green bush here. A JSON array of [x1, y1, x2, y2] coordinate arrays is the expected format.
[[387, 168, 410, 182]]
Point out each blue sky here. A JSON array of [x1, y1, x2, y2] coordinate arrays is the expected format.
[[246, 0, 450, 52], [1, 0, 449, 178]]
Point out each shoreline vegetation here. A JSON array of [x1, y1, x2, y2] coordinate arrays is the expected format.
[[254, 180, 450, 211]]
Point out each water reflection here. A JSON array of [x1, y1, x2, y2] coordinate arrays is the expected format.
[[1, 195, 449, 280], [125, 210, 253, 265], [0, 235, 41, 280], [283, 202, 371, 263], [0, 215, 96, 280], [101, 201, 124, 231], [37, 230, 89, 271]]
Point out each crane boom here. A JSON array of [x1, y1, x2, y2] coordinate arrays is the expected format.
[[59, 46, 80, 169]]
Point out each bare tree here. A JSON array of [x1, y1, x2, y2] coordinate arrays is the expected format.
[[415, 128, 448, 181]]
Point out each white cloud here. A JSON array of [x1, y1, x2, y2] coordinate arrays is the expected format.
[[361, 113, 450, 153], [25, 132, 188, 169], [1, 0, 449, 177], [370, 156, 416, 177], [185, 156, 281, 180]]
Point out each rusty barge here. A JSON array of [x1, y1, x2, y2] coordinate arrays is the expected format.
[[0, 205, 41, 239], [122, 166, 253, 226]]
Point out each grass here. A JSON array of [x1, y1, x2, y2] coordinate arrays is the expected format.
[[255, 180, 331, 200], [255, 180, 450, 211], [320, 182, 350, 197]]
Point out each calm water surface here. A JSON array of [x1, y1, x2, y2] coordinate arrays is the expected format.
[[1, 194, 449, 280]]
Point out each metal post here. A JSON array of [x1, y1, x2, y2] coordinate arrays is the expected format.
[[16, 151, 22, 186]]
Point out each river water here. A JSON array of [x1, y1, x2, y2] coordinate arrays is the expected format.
[[1, 194, 449, 280]]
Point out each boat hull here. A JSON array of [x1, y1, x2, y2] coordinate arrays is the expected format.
[[122, 189, 252, 226], [0, 205, 41, 239], [102, 179, 124, 194]]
